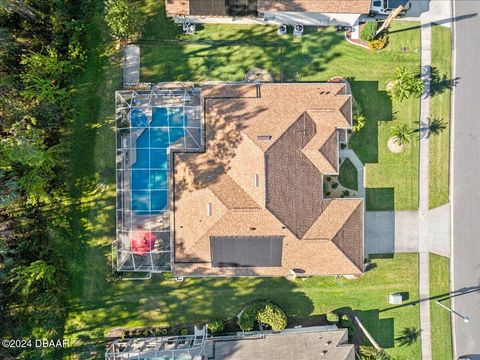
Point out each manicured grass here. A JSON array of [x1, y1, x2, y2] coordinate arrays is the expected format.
[[339, 158, 358, 190], [65, 251, 421, 359], [429, 24, 452, 209], [61, 2, 422, 358], [140, 11, 421, 210], [429, 254, 453, 360]]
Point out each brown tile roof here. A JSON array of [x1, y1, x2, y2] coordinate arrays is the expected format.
[[165, 0, 372, 16], [259, 0, 372, 14], [165, 0, 189, 16], [173, 83, 363, 276]]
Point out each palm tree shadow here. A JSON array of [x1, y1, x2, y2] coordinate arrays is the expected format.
[[395, 327, 421, 347], [430, 66, 459, 97], [413, 117, 447, 139]]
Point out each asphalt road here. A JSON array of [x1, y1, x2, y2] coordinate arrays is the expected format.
[[452, 0, 480, 358]]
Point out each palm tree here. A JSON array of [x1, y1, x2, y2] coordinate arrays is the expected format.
[[387, 67, 425, 102], [391, 124, 414, 146]]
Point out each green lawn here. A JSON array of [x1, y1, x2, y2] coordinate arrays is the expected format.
[[429, 24, 452, 209], [339, 158, 358, 190], [140, 8, 421, 210], [60, 2, 423, 358], [65, 251, 421, 359], [429, 254, 453, 360]]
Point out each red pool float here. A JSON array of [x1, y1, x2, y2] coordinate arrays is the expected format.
[[130, 230, 156, 255]]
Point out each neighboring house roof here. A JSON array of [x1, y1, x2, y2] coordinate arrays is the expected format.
[[259, 0, 372, 13], [165, 0, 372, 16], [205, 327, 355, 360], [173, 83, 363, 277], [106, 326, 354, 360], [165, 0, 189, 16]]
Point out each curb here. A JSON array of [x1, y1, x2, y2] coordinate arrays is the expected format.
[[449, 0, 457, 358]]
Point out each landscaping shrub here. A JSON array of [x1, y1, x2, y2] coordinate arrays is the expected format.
[[340, 314, 352, 328], [180, 328, 189, 335], [326, 312, 339, 324], [326, 176, 332, 182], [208, 319, 225, 334], [323, 182, 329, 192], [352, 113, 366, 132], [332, 182, 339, 189], [360, 345, 390, 359], [325, 191, 331, 196], [257, 303, 288, 331], [343, 190, 350, 196], [360, 21, 378, 42], [238, 301, 287, 331], [368, 34, 389, 50]]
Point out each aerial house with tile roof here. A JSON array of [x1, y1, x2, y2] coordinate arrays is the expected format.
[[114, 83, 364, 276], [165, 0, 373, 27], [172, 82, 364, 277]]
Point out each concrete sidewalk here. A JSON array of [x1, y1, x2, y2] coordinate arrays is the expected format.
[[124, 45, 140, 85]]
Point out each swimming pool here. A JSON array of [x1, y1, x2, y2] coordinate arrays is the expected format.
[[129, 107, 197, 214]]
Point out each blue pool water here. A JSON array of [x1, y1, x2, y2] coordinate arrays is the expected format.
[[129, 107, 189, 213]]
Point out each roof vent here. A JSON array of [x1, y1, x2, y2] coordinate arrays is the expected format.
[[257, 135, 272, 140], [250, 227, 256, 231], [207, 203, 212, 216], [254, 174, 259, 188]]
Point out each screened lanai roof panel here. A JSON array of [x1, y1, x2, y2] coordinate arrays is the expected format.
[[114, 88, 202, 272]]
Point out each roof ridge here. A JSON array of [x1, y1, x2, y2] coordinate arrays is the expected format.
[[301, 199, 362, 241], [330, 202, 363, 271], [177, 187, 228, 258], [319, 130, 339, 172], [209, 173, 261, 210], [330, 236, 363, 273], [328, 199, 363, 240]]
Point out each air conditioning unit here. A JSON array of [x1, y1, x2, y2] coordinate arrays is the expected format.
[[183, 23, 196, 34], [293, 24, 304, 36], [277, 24, 287, 35]]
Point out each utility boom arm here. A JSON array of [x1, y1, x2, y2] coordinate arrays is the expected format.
[[376, 5, 404, 36]]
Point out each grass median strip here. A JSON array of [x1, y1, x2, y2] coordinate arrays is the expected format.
[[429, 254, 453, 360], [429, 24, 452, 209]]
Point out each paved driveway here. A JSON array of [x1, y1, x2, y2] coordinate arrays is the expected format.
[[365, 211, 419, 255], [365, 205, 450, 257]]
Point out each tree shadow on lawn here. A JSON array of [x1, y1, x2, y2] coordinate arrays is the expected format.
[[366, 187, 395, 211], [348, 80, 393, 166], [430, 65, 459, 97], [331, 306, 395, 349], [66, 275, 315, 339], [141, 41, 282, 82], [281, 29, 344, 81], [357, 309, 395, 348]]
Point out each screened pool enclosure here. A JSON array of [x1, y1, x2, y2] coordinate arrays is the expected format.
[[115, 88, 203, 272]]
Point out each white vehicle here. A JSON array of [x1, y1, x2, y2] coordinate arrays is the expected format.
[[370, 0, 411, 16]]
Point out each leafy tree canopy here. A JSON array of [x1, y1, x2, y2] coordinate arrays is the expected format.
[[104, 0, 143, 40]]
